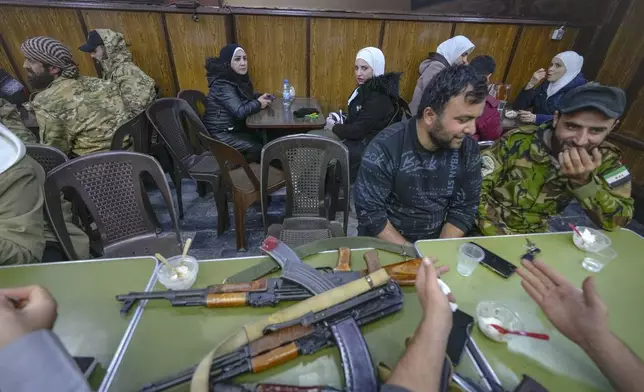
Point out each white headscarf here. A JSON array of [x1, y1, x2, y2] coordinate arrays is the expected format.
[[348, 47, 386, 105], [0, 124, 25, 175], [436, 35, 475, 65], [546, 51, 584, 98]]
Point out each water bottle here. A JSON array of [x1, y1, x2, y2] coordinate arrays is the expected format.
[[283, 79, 291, 108]]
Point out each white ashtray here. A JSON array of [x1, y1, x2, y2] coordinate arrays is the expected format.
[[505, 110, 518, 119], [157, 255, 199, 290], [572, 226, 611, 253], [476, 301, 523, 343]]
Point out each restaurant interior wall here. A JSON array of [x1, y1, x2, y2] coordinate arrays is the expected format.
[[1, 0, 643, 188]]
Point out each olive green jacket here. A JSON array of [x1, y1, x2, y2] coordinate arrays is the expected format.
[[0, 155, 90, 265], [477, 125, 634, 235], [0, 98, 35, 143], [96, 29, 156, 115]]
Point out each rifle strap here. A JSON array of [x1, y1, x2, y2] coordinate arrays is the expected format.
[[224, 237, 417, 284], [190, 269, 390, 392]]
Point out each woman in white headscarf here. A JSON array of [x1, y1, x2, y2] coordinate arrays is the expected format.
[[317, 47, 403, 181], [409, 35, 475, 115], [515, 51, 586, 125]]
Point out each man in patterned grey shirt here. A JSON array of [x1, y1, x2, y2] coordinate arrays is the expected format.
[[354, 65, 487, 245]]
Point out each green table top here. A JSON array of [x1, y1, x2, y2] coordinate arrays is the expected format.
[[416, 229, 644, 391], [105, 230, 644, 392], [106, 250, 413, 391], [0, 257, 157, 389]]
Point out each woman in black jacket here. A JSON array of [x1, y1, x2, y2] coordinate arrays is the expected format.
[[202, 44, 272, 163], [313, 47, 403, 181]]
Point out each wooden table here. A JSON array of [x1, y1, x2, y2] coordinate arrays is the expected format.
[[246, 97, 325, 143], [101, 230, 644, 391], [0, 257, 158, 390]]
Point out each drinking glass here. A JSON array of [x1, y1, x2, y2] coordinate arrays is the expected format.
[[582, 247, 617, 272], [457, 243, 485, 276]]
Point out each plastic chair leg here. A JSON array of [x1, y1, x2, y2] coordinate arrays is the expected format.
[[173, 168, 184, 220], [233, 198, 247, 251]]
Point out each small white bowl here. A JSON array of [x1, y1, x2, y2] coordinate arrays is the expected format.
[[157, 255, 199, 290], [572, 226, 611, 253], [476, 301, 523, 343], [505, 110, 518, 119]]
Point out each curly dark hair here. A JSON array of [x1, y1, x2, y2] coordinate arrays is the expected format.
[[416, 65, 488, 119]]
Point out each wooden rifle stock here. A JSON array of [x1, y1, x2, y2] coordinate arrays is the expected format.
[[208, 279, 268, 293], [251, 342, 299, 373], [333, 247, 352, 271], [362, 251, 420, 286], [206, 293, 249, 307], [250, 324, 314, 356]]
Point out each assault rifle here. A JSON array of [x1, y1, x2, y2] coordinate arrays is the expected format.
[[116, 249, 420, 315], [140, 279, 403, 392]]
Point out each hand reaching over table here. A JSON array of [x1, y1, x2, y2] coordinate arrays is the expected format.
[[0, 285, 58, 350], [518, 259, 644, 392]]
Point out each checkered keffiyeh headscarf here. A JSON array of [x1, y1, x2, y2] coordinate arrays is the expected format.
[[20, 36, 80, 79]]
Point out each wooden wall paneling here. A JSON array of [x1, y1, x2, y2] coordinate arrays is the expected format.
[[164, 13, 227, 93], [504, 26, 579, 102], [310, 18, 382, 114], [236, 15, 308, 98], [596, 0, 644, 89], [381, 21, 453, 102], [0, 6, 97, 84], [0, 39, 20, 82], [81, 10, 176, 96], [610, 140, 644, 186], [619, 86, 644, 140], [453, 23, 519, 83]]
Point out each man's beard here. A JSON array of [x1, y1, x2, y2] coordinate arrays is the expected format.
[[27, 71, 55, 90], [428, 120, 462, 150]]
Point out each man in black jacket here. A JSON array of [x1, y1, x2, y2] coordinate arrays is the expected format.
[[354, 65, 487, 245]]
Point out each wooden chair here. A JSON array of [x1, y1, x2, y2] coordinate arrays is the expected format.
[[198, 133, 286, 251]]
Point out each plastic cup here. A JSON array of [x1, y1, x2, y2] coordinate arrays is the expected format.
[[457, 243, 485, 277], [157, 255, 199, 290], [582, 247, 617, 273]]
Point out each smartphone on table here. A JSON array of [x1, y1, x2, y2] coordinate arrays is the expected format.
[[469, 242, 517, 278]]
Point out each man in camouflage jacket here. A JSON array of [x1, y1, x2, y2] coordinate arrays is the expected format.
[[0, 97, 35, 143], [477, 84, 634, 235], [80, 29, 156, 116], [20, 36, 131, 157]]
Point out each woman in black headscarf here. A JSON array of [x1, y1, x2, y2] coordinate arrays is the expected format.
[[202, 44, 272, 163]]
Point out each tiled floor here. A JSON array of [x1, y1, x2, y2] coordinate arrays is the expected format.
[[149, 179, 644, 259]]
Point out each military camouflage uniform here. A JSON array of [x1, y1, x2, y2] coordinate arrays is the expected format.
[[0, 98, 35, 143], [477, 125, 634, 235], [32, 76, 130, 156], [96, 29, 156, 115]]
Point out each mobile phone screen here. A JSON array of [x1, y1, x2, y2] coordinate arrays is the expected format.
[[74, 356, 98, 379], [447, 309, 474, 365], [469, 242, 517, 278]]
